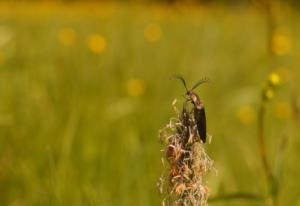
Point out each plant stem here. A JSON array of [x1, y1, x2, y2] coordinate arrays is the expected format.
[[258, 100, 279, 206], [258, 101, 273, 181], [264, 0, 277, 58]]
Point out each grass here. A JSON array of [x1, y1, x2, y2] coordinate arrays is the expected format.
[[0, 2, 300, 206]]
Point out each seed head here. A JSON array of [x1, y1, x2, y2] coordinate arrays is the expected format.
[[158, 101, 215, 206]]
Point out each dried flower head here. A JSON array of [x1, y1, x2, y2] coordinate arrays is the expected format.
[[158, 100, 214, 206]]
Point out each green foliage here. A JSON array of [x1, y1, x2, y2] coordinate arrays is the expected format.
[[0, 3, 299, 206]]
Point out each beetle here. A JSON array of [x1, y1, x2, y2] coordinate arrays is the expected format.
[[175, 75, 209, 143]]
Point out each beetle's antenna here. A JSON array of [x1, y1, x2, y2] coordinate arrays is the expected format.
[[191, 77, 210, 91], [174, 75, 188, 92]]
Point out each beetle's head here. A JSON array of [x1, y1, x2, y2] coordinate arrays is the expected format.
[[186, 91, 198, 103]]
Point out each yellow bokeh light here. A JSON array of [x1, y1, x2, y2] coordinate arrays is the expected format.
[[275, 102, 291, 119], [236, 105, 255, 125], [272, 33, 291, 56], [126, 79, 145, 97], [87, 34, 107, 54], [268, 72, 281, 86], [144, 23, 162, 43], [264, 89, 274, 100], [58, 28, 77, 46]]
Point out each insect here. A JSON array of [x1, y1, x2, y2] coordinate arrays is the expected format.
[[175, 75, 209, 143]]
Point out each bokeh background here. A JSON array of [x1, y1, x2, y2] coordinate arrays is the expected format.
[[0, 0, 300, 205]]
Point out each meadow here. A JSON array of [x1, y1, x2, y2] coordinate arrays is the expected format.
[[0, 2, 300, 206]]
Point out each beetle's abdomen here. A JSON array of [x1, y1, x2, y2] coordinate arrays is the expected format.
[[194, 107, 206, 143]]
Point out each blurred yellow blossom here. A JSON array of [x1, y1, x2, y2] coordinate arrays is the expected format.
[[126, 79, 145, 97], [264, 89, 274, 100], [272, 33, 291, 56], [0, 52, 5, 64], [275, 102, 291, 119], [268, 72, 281, 86], [144, 23, 162, 43], [87, 34, 107, 54], [58, 28, 77, 46], [236, 105, 255, 125]]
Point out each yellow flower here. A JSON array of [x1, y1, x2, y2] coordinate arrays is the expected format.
[[272, 33, 291, 56], [264, 88, 274, 100], [236, 105, 255, 125], [58, 28, 77, 46], [126, 79, 145, 97], [87, 34, 107, 54], [275, 102, 291, 119], [268, 72, 281, 86], [144, 23, 162, 43]]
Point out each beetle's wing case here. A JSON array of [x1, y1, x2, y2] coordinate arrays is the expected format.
[[194, 107, 206, 143]]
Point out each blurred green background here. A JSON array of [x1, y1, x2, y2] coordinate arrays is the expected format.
[[0, 1, 300, 206]]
